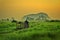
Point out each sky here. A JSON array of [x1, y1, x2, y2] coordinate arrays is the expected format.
[[0, 0, 60, 20]]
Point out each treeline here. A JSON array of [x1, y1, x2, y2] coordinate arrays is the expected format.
[[46, 20, 60, 22]]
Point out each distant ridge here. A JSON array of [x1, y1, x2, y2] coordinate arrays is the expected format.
[[22, 12, 50, 21]]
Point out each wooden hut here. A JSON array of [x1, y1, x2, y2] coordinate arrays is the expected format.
[[16, 20, 29, 30]]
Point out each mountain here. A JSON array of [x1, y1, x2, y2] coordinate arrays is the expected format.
[[22, 12, 50, 21]]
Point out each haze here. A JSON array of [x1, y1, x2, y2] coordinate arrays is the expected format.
[[0, 0, 60, 20]]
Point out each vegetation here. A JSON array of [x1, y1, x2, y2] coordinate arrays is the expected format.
[[0, 13, 60, 40], [0, 20, 60, 40]]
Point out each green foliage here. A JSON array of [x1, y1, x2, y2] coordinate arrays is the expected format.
[[0, 21, 60, 40], [0, 21, 16, 33]]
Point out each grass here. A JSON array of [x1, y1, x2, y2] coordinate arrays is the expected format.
[[0, 21, 60, 40]]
